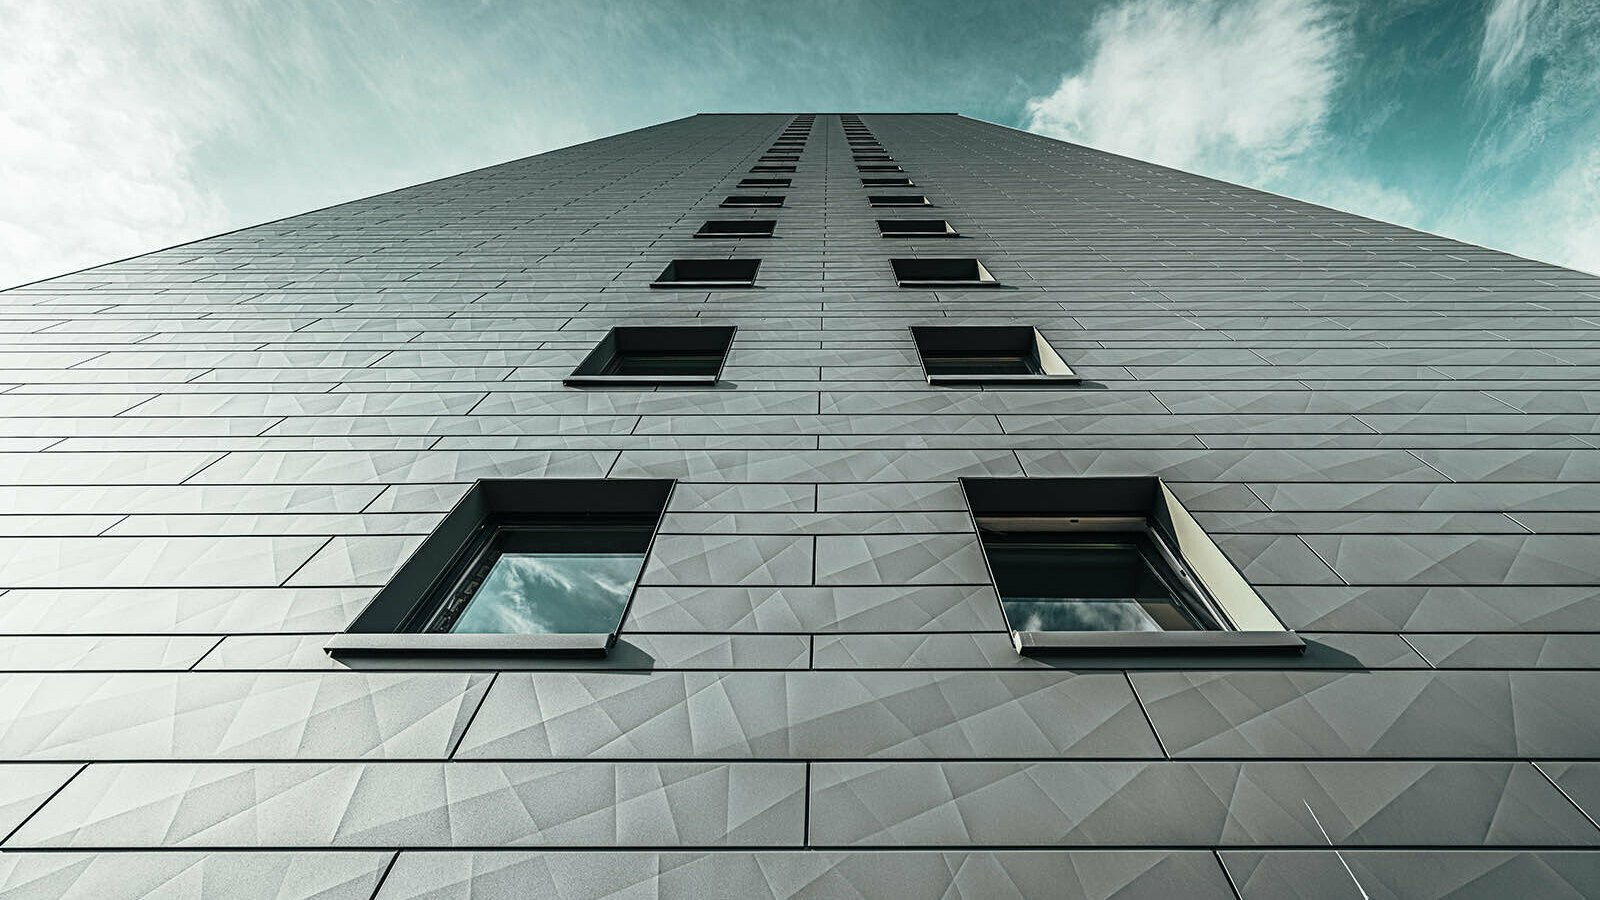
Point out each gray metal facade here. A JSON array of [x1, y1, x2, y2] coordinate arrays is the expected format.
[[0, 112, 1598, 898]]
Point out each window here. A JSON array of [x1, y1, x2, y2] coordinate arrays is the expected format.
[[853, 155, 894, 163], [652, 258, 760, 288], [722, 195, 785, 208], [961, 477, 1305, 653], [877, 219, 958, 238], [858, 164, 903, 173], [890, 257, 997, 287], [862, 177, 914, 188], [739, 177, 791, 188], [749, 165, 796, 173], [327, 479, 674, 657], [696, 219, 776, 239], [565, 325, 736, 384], [868, 194, 930, 207], [910, 325, 1078, 383]]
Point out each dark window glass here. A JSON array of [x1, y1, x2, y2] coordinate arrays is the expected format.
[[981, 527, 1211, 633], [420, 521, 651, 635]]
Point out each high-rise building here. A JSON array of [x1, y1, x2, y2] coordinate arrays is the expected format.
[[1, 113, 1598, 898]]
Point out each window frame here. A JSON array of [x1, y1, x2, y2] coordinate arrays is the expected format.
[[695, 220, 777, 239], [564, 325, 736, 386], [868, 194, 931, 207], [890, 257, 999, 287], [909, 325, 1079, 383], [721, 195, 785, 208], [960, 477, 1305, 654], [651, 258, 761, 289], [877, 219, 959, 238], [326, 478, 675, 658]]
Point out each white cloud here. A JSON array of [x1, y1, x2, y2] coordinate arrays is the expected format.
[[1473, 0, 1551, 91], [0, 2, 234, 289], [1024, 0, 1339, 183]]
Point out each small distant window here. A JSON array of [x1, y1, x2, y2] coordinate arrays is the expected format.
[[962, 477, 1304, 654], [890, 257, 997, 287], [722, 195, 785, 208], [868, 194, 930, 207], [652, 258, 760, 288], [565, 325, 736, 385], [327, 479, 674, 657], [910, 325, 1078, 383], [853, 155, 894, 163], [696, 220, 776, 239], [858, 164, 903, 173], [877, 219, 958, 238], [862, 177, 914, 188], [739, 177, 791, 188], [749, 165, 796, 173]]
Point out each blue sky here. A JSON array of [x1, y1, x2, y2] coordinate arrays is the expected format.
[[2, 0, 1597, 288]]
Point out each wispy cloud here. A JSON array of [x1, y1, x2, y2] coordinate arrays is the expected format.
[[1024, 0, 1340, 184], [0, 2, 234, 288], [1473, 0, 1551, 91]]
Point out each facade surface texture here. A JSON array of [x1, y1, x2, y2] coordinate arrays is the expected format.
[[0, 113, 1599, 899]]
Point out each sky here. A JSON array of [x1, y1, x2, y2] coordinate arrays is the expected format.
[[2, 0, 1598, 289]]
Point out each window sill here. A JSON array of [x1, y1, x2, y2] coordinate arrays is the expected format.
[[564, 374, 718, 386], [326, 632, 614, 657], [1013, 630, 1306, 654], [927, 373, 1080, 385]]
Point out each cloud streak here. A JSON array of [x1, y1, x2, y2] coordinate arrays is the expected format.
[[1024, 0, 1339, 183], [0, 2, 233, 288]]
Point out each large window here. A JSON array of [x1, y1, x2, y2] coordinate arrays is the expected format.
[[327, 479, 673, 657], [652, 258, 760, 288], [722, 194, 785, 208], [696, 220, 776, 239], [962, 477, 1304, 653], [565, 325, 735, 385], [877, 219, 958, 238], [891, 257, 998, 287], [910, 325, 1078, 383]]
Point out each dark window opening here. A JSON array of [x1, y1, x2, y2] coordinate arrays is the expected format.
[[862, 177, 914, 188], [858, 164, 904, 173], [739, 177, 791, 188], [961, 477, 1305, 654], [854, 155, 894, 163], [696, 219, 776, 238], [910, 325, 1078, 383], [868, 194, 930, 207], [749, 165, 796, 173], [566, 325, 736, 384], [652, 258, 760, 288], [877, 219, 958, 237], [328, 479, 675, 657], [722, 195, 785, 208], [890, 257, 997, 287]]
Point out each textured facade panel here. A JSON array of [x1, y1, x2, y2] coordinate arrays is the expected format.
[[2, 112, 1599, 887], [374, 850, 1236, 900]]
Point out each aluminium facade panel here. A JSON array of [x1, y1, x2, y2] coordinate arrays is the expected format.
[[1, 113, 1599, 897]]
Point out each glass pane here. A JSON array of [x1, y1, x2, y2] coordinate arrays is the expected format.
[[985, 535, 1206, 632], [1003, 598, 1165, 632], [924, 355, 1038, 376], [449, 552, 644, 634], [604, 353, 721, 376]]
